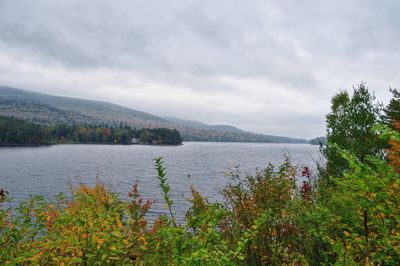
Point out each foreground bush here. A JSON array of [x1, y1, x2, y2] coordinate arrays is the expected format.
[[1, 126, 400, 265]]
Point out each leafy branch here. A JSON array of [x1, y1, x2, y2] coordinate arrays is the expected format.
[[154, 157, 176, 227]]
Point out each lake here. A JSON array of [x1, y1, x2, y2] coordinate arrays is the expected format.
[[0, 142, 321, 221]]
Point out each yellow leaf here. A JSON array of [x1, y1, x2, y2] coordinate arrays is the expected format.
[[32, 251, 44, 260], [377, 212, 385, 219], [116, 216, 123, 229]]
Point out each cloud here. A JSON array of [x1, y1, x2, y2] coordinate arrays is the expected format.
[[0, 0, 399, 138]]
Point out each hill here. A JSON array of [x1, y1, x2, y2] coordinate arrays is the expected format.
[[0, 86, 165, 127], [163, 116, 243, 132], [0, 86, 307, 143]]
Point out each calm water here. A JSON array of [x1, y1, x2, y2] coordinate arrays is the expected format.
[[0, 142, 320, 221]]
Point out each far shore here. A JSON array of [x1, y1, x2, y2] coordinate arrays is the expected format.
[[0, 142, 183, 147], [0, 141, 316, 147]]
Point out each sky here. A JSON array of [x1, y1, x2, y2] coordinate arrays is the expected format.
[[0, 0, 399, 139]]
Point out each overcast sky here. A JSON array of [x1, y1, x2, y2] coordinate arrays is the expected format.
[[0, 0, 399, 138]]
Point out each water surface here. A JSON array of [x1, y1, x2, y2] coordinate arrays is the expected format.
[[0, 142, 320, 221]]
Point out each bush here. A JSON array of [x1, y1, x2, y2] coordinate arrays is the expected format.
[[1, 126, 399, 264]]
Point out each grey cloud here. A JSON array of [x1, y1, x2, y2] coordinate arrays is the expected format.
[[0, 0, 399, 138]]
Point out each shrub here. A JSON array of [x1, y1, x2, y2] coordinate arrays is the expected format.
[[1, 127, 399, 264]]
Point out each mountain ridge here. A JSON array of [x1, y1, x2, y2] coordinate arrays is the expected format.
[[163, 116, 243, 133], [0, 86, 308, 143]]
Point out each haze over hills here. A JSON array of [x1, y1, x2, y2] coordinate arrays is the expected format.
[[163, 116, 243, 133], [0, 86, 164, 126], [0, 86, 307, 143]]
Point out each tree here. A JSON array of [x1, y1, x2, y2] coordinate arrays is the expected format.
[[384, 88, 400, 125], [322, 83, 385, 177], [384, 89, 400, 172]]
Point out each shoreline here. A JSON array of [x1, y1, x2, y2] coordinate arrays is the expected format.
[[0, 141, 315, 147], [0, 142, 183, 147]]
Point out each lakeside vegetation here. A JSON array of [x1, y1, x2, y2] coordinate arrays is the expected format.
[[0, 116, 182, 145], [0, 83, 400, 265]]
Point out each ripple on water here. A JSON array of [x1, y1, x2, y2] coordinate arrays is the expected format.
[[0, 142, 321, 222]]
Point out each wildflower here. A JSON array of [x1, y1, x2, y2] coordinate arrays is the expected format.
[[301, 166, 312, 179], [300, 181, 312, 200]]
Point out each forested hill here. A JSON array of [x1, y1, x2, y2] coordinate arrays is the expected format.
[[163, 116, 243, 132], [0, 86, 165, 127], [0, 86, 307, 143]]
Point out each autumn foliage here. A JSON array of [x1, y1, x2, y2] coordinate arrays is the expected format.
[[388, 121, 400, 173], [1, 133, 399, 265]]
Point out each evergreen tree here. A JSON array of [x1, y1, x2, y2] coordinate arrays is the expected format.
[[384, 88, 400, 125]]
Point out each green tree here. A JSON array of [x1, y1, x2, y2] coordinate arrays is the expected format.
[[384, 88, 400, 125], [322, 83, 385, 177]]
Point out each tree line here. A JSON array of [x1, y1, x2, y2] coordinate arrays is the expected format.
[[0, 117, 182, 145]]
